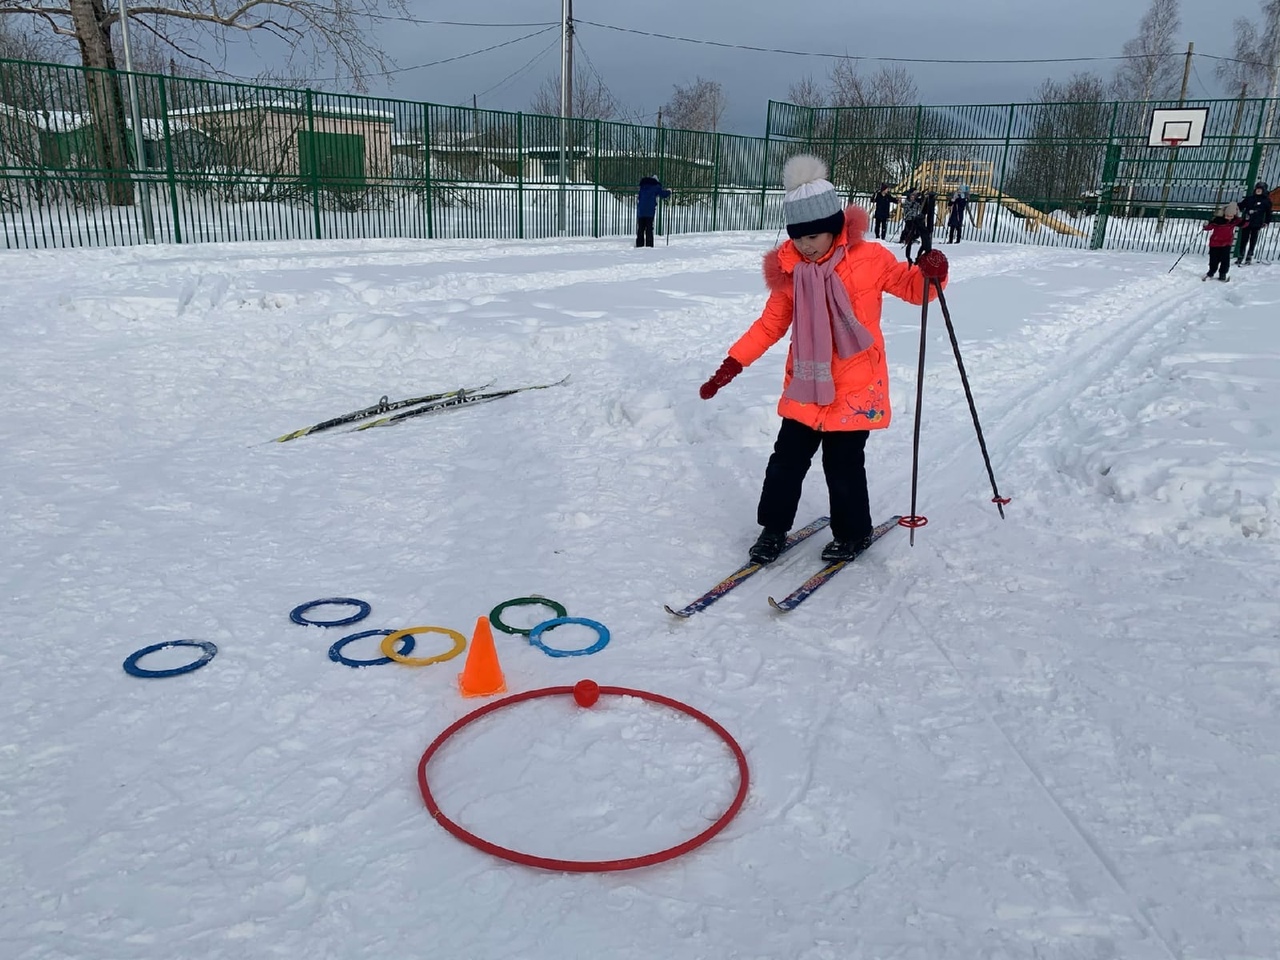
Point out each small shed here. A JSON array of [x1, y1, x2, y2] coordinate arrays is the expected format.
[[167, 98, 395, 186]]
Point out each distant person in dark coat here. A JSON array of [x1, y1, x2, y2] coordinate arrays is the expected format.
[[946, 189, 969, 243], [636, 175, 671, 247], [899, 188, 931, 264], [871, 183, 898, 240], [1236, 181, 1273, 265], [920, 187, 938, 241]]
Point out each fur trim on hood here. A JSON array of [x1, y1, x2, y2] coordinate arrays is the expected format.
[[763, 204, 870, 292]]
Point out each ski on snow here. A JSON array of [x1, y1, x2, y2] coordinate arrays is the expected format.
[[767, 515, 903, 612], [664, 517, 831, 618], [353, 376, 570, 430], [272, 384, 491, 442]]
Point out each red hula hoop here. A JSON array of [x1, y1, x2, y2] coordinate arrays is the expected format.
[[417, 684, 751, 872]]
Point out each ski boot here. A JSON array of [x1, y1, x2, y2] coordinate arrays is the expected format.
[[821, 533, 874, 563], [749, 529, 787, 565]]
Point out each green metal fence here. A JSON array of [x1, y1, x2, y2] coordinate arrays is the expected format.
[[0, 57, 782, 249], [1, 55, 1277, 257], [766, 98, 1280, 259]]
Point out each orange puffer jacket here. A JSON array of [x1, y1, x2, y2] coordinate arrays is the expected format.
[[727, 205, 942, 432]]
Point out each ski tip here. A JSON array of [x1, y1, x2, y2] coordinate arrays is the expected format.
[[767, 597, 788, 612], [664, 604, 692, 618]]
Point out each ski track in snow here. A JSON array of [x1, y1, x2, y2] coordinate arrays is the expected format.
[[1, 233, 1278, 960]]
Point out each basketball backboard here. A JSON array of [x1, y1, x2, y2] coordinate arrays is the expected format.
[[1147, 107, 1208, 147]]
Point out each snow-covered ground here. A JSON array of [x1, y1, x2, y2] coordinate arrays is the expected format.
[[2, 230, 1278, 960]]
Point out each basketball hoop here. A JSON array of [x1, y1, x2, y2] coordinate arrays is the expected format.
[[1163, 137, 1187, 150]]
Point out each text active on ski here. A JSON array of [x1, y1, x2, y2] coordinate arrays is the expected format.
[[272, 383, 490, 442], [767, 515, 903, 611], [664, 517, 830, 618], [271, 377, 568, 441], [353, 376, 570, 430]]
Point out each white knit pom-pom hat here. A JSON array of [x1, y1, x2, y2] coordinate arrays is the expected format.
[[782, 154, 844, 239]]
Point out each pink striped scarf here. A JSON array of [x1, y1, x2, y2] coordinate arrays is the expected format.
[[784, 245, 874, 405]]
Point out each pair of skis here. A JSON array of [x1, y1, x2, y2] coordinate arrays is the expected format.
[[272, 377, 568, 442], [665, 515, 902, 616]]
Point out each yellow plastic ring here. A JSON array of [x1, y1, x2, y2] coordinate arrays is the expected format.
[[381, 626, 467, 667]]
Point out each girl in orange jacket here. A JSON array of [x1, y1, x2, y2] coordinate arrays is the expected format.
[[699, 155, 947, 565]]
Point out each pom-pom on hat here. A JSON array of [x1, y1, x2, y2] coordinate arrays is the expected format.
[[782, 155, 844, 239]]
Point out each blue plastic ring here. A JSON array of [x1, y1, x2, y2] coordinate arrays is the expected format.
[[527, 617, 611, 658], [328, 629, 416, 668], [290, 597, 371, 627], [123, 640, 218, 678]]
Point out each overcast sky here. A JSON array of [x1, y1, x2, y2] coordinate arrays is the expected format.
[[216, 0, 1250, 133]]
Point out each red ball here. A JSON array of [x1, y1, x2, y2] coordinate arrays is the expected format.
[[573, 679, 600, 708]]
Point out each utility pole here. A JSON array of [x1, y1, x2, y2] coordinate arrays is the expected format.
[[1179, 40, 1193, 101], [557, 0, 574, 234], [1156, 41, 1193, 235], [116, 0, 155, 242]]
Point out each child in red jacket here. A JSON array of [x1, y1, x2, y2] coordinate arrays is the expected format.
[[698, 155, 946, 564], [1204, 203, 1243, 282]]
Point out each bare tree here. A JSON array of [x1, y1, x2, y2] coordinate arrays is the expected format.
[[0, 12, 62, 61], [1111, 0, 1182, 102], [1217, 1, 1280, 142], [661, 76, 726, 132], [1011, 73, 1111, 208], [828, 57, 864, 108], [864, 65, 918, 108], [819, 59, 918, 108], [529, 66, 619, 120], [787, 74, 824, 109], [0, 0, 406, 204]]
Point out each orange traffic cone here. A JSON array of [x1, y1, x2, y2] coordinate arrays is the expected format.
[[458, 616, 507, 698]]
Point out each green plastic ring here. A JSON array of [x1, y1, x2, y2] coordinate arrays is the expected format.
[[489, 596, 568, 636]]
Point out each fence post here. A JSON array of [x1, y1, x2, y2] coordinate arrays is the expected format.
[[1091, 143, 1121, 250], [517, 112, 524, 240], [592, 117, 601, 238], [1090, 102, 1120, 250], [828, 108, 840, 195], [657, 122, 667, 238], [156, 74, 182, 244], [909, 104, 923, 181], [991, 102, 1016, 239], [304, 89, 322, 240], [759, 103, 772, 230], [1236, 112, 1268, 260], [711, 132, 721, 233], [422, 102, 434, 239]]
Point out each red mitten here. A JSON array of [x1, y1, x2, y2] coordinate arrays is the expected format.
[[699, 356, 743, 400], [917, 249, 949, 281]]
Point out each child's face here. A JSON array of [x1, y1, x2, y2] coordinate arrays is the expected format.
[[794, 232, 836, 261]]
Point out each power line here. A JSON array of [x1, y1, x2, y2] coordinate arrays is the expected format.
[[309, 25, 559, 83], [365, 16, 558, 29], [1194, 51, 1277, 72], [577, 19, 1274, 71], [1191, 61, 1212, 99], [474, 35, 561, 103], [577, 19, 1131, 64], [573, 34, 622, 108]]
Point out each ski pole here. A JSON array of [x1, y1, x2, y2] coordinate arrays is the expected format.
[[1168, 237, 1195, 273], [931, 279, 1010, 518], [903, 274, 931, 547]]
